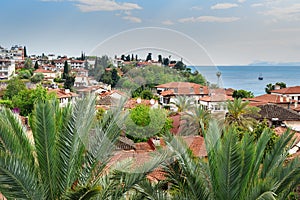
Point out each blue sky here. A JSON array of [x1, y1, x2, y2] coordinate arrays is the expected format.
[[1, 0, 300, 65]]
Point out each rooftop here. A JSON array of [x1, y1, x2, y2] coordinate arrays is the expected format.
[[271, 86, 300, 94]]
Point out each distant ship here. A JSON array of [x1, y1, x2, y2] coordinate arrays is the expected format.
[[258, 73, 263, 80]]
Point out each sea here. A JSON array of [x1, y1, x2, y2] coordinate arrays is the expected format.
[[193, 66, 300, 96]]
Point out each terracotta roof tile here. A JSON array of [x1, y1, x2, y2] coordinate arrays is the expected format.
[[255, 104, 300, 121], [271, 86, 300, 94], [156, 82, 208, 95], [247, 94, 295, 104], [48, 89, 79, 99], [182, 136, 207, 157], [34, 69, 54, 73]]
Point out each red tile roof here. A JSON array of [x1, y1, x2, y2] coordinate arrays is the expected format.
[[156, 82, 209, 95], [182, 136, 207, 157], [199, 94, 234, 102], [48, 89, 79, 99], [271, 86, 300, 94], [225, 88, 235, 96], [170, 114, 183, 135], [124, 99, 152, 109], [34, 69, 54, 73], [247, 94, 296, 104], [160, 90, 174, 96]]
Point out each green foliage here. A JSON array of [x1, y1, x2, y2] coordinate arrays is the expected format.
[[225, 98, 260, 129], [174, 61, 186, 71], [163, 57, 169, 66], [125, 104, 173, 142], [140, 89, 154, 100], [54, 77, 64, 83], [24, 58, 33, 69], [12, 85, 50, 116], [0, 97, 137, 199], [181, 104, 211, 136], [30, 73, 44, 83], [119, 65, 183, 89], [0, 100, 13, 108], [111, 68, 120, 87], [64, 75, 75, 91], [235, 120, 279, 154], [34, 61, 39, 70], [187, 72, 207, 85], [232, 89, 254, 98], [18, 69, 32, 79], [162, 121, 300, 199], [24, 46, 27, 58], [131, 86, 152, 99], [121, 64, 135, 74], [3, 77, 27, 100], [173, 96, 194, 113], [99, 67, 120, 87], [146, 53, 152, 61], [88, 56, 110, 80], [100, 70, 113, 85], [63, 60, 69, 79], [265, 82, 287, 94], [96, 107, 106, 121]]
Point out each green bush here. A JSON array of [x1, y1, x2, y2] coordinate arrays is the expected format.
[[125, 104, 173, 142]]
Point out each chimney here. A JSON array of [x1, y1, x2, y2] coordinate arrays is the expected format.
[[274, 85, 281, 90], [65, 89, 70, 94]]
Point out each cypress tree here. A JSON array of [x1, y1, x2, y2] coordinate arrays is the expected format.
[[24, 46, 27, 58], [34, 61, 39, 70], [63, 60, 69, 79]]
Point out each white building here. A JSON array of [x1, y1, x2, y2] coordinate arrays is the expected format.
[[0, 59, 15, 79]]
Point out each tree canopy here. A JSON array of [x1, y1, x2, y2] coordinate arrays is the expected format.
[[265, 82, 287, 94], [232, 89, 254, 98], [125, 104, 173, 142]]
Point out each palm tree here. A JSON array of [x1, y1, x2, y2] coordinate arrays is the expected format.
[[162, 121, 300, 199], [0, 97, 168, 199], [172, 96, 194, 113], [225, 98, 260, 129], [216, 71, 221, 87], [0, 97, 119, 199], [181, 105, 211, 136]]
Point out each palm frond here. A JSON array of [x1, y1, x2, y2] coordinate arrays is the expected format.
[[30, 99, 58, 199], [80, 98, 126, 186], [0, 108, 34, 163], [56, 96, 97, 193], [63, 185, 101, 200], [261, 129, 295, 179], [0, 153, 42, 200], [107, 150, 169, 199], [164, 133, 211, 199], [133, 179, 169, 200]]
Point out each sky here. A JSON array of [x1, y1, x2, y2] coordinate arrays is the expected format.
[[1, 0, 300, 65]]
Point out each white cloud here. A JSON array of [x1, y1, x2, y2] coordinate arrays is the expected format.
[[190, 6, 202, 11], [251, 3, 263, 7], [211, 3, 239, 10], [76, 0, 142, 12], [162, 20, 174, 25], [263, 4, 300, 21], [122, 15, 142, 23], [178, 16, 240, 23], [237, 0, 246, 3], [41, 0, 142, 12]]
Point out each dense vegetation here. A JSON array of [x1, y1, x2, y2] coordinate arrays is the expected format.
[[0, 96, 299, 199]]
